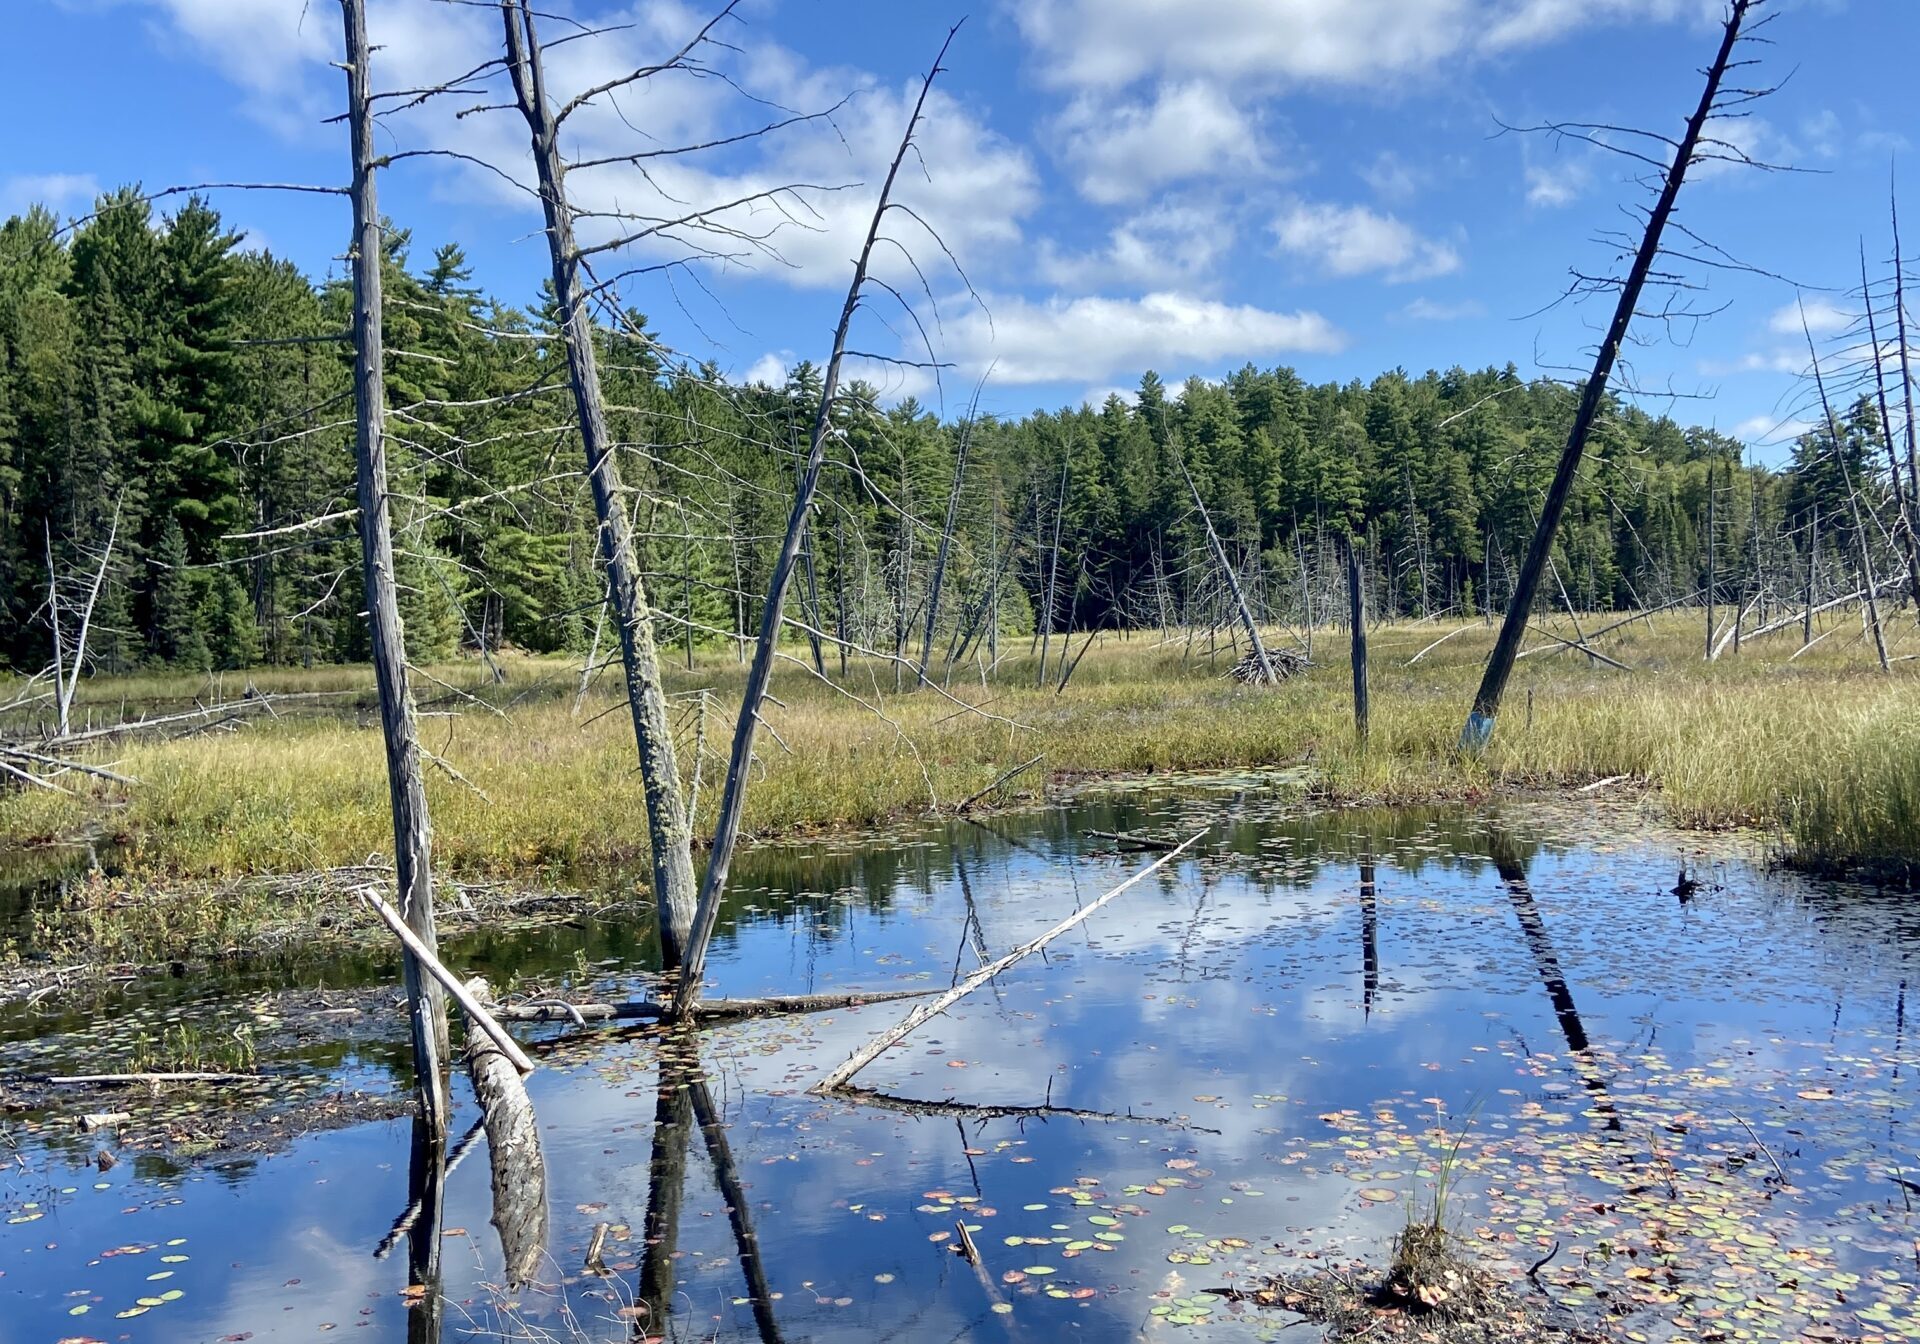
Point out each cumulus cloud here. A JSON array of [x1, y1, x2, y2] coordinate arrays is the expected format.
[[1768, 297, 1853, 338], [1398, 297, 1488, 322], [0, 172, 102, 216], [1054, 82, 1267, 205], [1272, 201, 1461, 281], [1036, 201, 1235, 291], [124, 0, 1041, 295], [1012, 0, 1723, 91], [1524, 158, 1591, 207], [942, 292, 1344, 386]]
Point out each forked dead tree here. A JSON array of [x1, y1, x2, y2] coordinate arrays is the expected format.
[[497, 0, 700, 972], [1463, 0, 1765, 750]]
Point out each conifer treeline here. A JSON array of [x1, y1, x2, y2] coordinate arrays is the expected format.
[[0, 190, 1896, 673]]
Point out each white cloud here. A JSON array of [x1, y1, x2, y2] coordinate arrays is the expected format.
[[1767, 298, 1852, 339], [125, 0, 1041, 296], [1733, 413, 1814, 446], [1055, 82, 1266, 206], [942, 291, 1345, 386], [1524, 158, 1591, 207], [1272, 201, 1461, 282], [1013, 0, 1721, 91], [1082, 385, 1141, 408], [1036, 201, 1234, 291], [741, 351, 795, 387], [1359, 151, 1425, 204], [0, 172, 102, 216], [1398, 297, 1487, 322]]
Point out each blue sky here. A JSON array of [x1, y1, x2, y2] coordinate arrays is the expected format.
[[11, 0, 1916, 458]]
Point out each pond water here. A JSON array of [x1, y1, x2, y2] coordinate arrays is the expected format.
[[3, 780, 1918, 1343]]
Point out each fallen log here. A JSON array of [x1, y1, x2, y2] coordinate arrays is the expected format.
[[29, 1071, 255, 1086], [1085, 829, 1179, 852], [835, 1084, 1221, 1132], [490, 987, 937, 1025], [814, 829, 1208, 1093]]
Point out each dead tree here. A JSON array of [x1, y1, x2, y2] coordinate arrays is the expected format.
[[1897, 179, 1920, 509], [1175, 444, 1280, 684], [1863, 239, 1920, 608], [1802, 300, 1891, 671], [670, 29, 962, 1022], [340, 0, 448, 1134], [497, 0, 699, 969], [919, 396, 978, 685], [43, 503, 120, 740], [1463, 0, 1763, 749], [1345, 531, 1370, 742]]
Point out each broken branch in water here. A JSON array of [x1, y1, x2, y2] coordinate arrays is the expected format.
[[492, 987, 937, 1025], [28, 1071, 256, 1086], [1085, 829, 1179, 852], [956, 753, 1045, 813], [834, 1084, 1222, 1133], [813, 830, 1208, 1093], [360, 888, 535, 1074]]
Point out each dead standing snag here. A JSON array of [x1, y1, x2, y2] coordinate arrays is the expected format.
[[339, 0, 449, 1135], [1462, 0, 1765, 751], [669, 26, 967, 1023]]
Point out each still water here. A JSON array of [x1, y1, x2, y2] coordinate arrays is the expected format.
[[2, 779, 1917, 1342]]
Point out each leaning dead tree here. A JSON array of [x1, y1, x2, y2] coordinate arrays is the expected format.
[[340, 0, 448, 1133], [496, 0, 700, 972], [1175, 443, 1283, 684], [669, 28, 963, 1021], [1463, 0, 1766, 750]]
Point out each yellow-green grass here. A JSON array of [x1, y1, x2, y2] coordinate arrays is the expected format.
[[3, 610, 1918, 887]]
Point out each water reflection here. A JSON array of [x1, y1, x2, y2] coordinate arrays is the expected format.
[[4, 788, 1920, 1342]]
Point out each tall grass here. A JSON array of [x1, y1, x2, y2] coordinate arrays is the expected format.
[[3, 612, 1916, 884]]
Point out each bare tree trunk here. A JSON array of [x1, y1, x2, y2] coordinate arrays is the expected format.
[[670, 30, 961, 1021], [1462, 0, 1754, 748], [1804, 505, 1818, 647], [1896, 181, 1920, 510], [1346, 531, 1369, 742], [1036, 453, 1069, 689], [341, 0, 448, 1135], [1705, 459, 1716, 660], [1177, 447, 1277, 682], [919, 414, 972, 685], [1802, 301, 1891, 672], [1863, 240, 1920, 609], [500, 0, 699, 970]]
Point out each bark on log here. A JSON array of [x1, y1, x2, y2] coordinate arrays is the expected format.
[[491, 988, 936, 1024], [465, 981, 549, 1289]]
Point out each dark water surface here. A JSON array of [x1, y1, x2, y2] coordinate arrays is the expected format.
[[4, 780, 1919, 1343]]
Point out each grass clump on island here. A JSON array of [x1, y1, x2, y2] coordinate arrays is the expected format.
[[2, 611, 1918, 893]]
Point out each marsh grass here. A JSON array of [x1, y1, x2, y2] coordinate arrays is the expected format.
[[3, 611, 1917, 890]]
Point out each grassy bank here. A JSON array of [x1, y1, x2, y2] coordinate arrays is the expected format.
[[2, 611, 1917, 886]]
